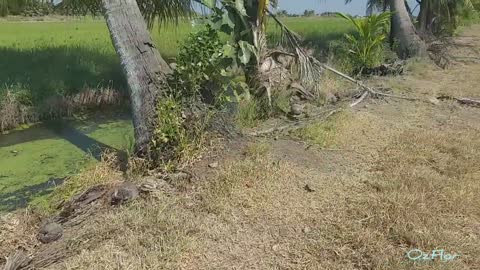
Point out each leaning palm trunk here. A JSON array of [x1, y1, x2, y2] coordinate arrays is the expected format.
[[389, 0, 427, 58], [101, 0, 172, 155]]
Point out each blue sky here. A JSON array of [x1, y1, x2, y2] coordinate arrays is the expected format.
[[278, 0, 366, 16], [278, 0, 419, 16], [53, 0, 418, 17]]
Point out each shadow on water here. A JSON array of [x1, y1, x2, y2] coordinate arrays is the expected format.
[[0, 113, 131, 148], [0, 117, 129, 212], [44, 119, 128, 165], [0, 177, 64, 212]]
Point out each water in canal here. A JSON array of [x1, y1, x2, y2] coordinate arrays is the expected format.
[[0, 112, 133, 212]]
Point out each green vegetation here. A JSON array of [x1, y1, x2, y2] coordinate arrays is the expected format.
[[292, 111, 350, 148], [337, 12, 392, 73], [0, 0, 53, 17], [151, 96, 207, 167], [235, 98, 263, 128], [169, 26, 229, 103]]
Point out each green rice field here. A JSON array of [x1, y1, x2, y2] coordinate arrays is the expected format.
[[0, 16, 352, 103]]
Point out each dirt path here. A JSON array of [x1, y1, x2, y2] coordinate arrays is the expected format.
[[175, 25, 480, 270], [2, 26, 479, 270]]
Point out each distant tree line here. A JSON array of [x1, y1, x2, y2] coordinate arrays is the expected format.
[[276, 9, 342, 17], [0, 0, 101, 17], [0, 0, 53, 16]]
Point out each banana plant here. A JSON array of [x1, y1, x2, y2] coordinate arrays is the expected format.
[[199, 0, 279, 98], [200, 0, 324, 106]]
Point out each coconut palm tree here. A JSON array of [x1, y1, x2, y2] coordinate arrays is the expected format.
[[345, 0, 426, 59], [58, 0, 195, 156], [389, 0, 427, 58], [418, 0, 475, 34], [346, 0, 475, 57]]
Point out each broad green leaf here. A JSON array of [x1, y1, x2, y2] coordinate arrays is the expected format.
[[201, 0, 216, 9], [238, 40, 257, 65], [222, 44, 236, 58], [222, 11, 235, 28], [235, 0, 247, 16]]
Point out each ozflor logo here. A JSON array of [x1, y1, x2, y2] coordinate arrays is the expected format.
[[406, 249, 460, 262]]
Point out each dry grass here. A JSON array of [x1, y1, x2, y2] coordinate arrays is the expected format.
[[2, 113, 479, 269], [0, 89, 38, 131], [32, 152, 124, 215], [49, 196, 196, 270], [0, 210, 41, 265]]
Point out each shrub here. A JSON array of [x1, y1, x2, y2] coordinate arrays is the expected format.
[[337, 12, 392, 74], [169, 26, 231, 105]]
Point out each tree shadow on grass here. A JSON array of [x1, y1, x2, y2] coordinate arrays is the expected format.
[[0, 46, 127, 102]]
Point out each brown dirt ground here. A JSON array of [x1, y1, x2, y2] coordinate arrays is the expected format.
[[2, 26, 480, 270]]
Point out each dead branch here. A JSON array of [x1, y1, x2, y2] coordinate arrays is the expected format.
[[248, 108, 342, 136], [350, 91, 370, 107], [320, 64, 428, 106], [456, 97, 480, 107], [437, 95, 480, 107]]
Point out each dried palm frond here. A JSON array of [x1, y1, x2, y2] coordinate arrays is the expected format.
[[267, 9, 325, 94]]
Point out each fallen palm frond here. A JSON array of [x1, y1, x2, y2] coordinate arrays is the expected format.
[[266, 10, 423, 107], [3, 249, 30, 270], [320, 64, 428, 106], [266, 9, 325, 95]]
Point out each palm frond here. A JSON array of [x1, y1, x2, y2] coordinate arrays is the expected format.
[[58, 0, 197, 27], [267, 9, 324, 93]]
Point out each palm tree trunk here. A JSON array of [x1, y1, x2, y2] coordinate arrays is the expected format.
[[101, 0, 172, 155], [418, 0, 433, 33], [389, 0, 427, 59]]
